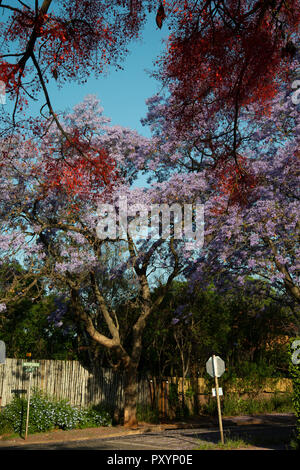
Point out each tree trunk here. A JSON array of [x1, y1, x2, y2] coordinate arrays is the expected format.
[[123, 363, 139, 428]]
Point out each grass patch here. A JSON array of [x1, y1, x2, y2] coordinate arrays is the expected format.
[[0, 432, 20, 441], [196, 437, 250, 450]]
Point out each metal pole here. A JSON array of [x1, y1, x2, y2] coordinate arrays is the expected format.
[[25, 371, 32, 440], [213, 355, 224, 444]]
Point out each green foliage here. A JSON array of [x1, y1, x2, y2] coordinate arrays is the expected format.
[[91, 402, 116, 422], [0, 389, 112, 436], [222, 360, 279, 396], [0, 413, 14, 436], [197, 437, 250, 450], [268, 392, 295, 413], [141, 280, 294, 378], [227, 360, 279, 380], [201, 397, 218, 416], [185, 387, 195, 399], [136, 404, 159, 424], [167, 382, 181, 418], [289, 338, 300, 449], [201, 392, 294, 417], [168, 382, 180, 407], [0, 294, 79, 360], [167, 382, 190, 418]]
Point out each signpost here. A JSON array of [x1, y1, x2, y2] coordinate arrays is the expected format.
[[206, 355, 225, 444], [0, 340, 5, 407], [23, 361, 40, 440]]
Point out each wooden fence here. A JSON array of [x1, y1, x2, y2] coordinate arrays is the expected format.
[[0, 359, 293, 418], [0, 359, 151, 411]]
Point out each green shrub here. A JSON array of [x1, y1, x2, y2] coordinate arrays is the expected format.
[[268, 392, 294, 413], [289, 338, 300, 449], [0, 412, 15, 436], [222, 361, 278, 397], [167, 382, 190, 419], [201, 392, 294, 417], [201, 397, 217, 416], [221, 394, 243, 416], [0, 389, 112, 436], [168, 383, 180, 409], [136, 404, 159, 424], [91, 402, 116, 423]]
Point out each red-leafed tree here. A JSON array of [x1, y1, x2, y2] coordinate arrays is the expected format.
[[158, 1, 300, 130], [2, 1, 299, 132], [2, 1, 299, 197], [154, 0, 300, 198]]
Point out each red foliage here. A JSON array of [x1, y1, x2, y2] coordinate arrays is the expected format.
[[160, 1, 300, 127], [210, 155, 258, 213], [152, 1, 300, 204], [0, 1, 152, 105], [1, 1, 299, 203], [43, 139, 118, 201]]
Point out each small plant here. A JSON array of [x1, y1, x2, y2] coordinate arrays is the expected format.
[[168, 382, 181, 418], [90, 402, 116, 423], [290, 435, 300, 451], [0, 413, 15, 437], [185, 387, 195, 399], [136, 404, 159, 424], [167, 383, 190, 419], [201, 397, 217, 416]]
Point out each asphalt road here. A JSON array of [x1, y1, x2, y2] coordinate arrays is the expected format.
[[0, 423, 296, 451]]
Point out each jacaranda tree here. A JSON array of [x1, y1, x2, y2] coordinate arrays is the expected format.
[[0, 96, 203, 426], [0, 1, 299, 428]]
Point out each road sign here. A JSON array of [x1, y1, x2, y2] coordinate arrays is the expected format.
[[206, 355, 225, 444], [0, 340, 5, 364], [212, 387, 223, 397], [23, 363, 40, 375], [22, 362, 39, 440], [206, 356, 225, 378]]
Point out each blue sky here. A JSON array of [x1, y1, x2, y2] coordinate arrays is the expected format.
[[23, 16, 168, 138]]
